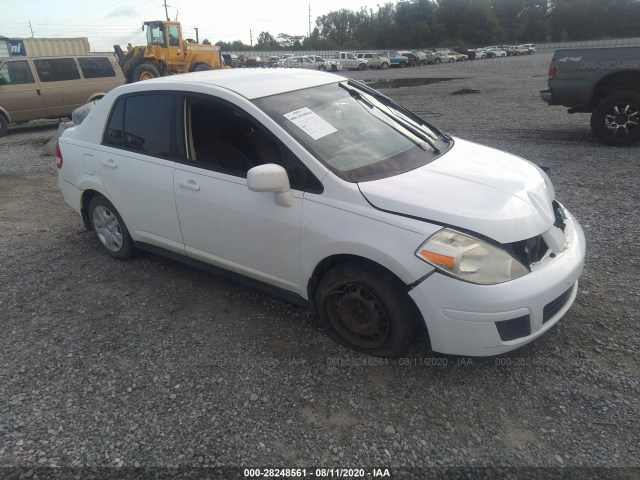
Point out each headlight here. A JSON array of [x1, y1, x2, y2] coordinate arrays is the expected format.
[[416, 229, 529, 285]]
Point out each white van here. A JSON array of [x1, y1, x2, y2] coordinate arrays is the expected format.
[[0, 55, 125, 136]]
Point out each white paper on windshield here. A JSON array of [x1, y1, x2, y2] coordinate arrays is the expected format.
[[283, 107, 337, 140]]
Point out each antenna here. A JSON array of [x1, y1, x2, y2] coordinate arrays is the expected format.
[[163, 0, 170, 21]]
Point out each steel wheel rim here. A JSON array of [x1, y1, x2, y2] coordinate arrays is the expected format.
[[140, 71, 155, 81], [604, 103, 639, 137], [93, 206, 124, 252], [326, 283, 391, 349]]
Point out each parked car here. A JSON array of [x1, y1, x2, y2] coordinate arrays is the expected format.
[[486, 49, 507, 58], [56, 69, 585, 357], [282, 56, 329, 71], [412, 51, 430, 65], [398, 51, 420, 67], [356, 53, 390, 69], [378, 51, 409, 68], [520, 43, 536, 54], [434, 51, 457, 63], [0, 54, 125, 137], [447, 50, 468, 61], [221, 53, 241, 68], [473, 49, 488, 60], [541, 46, 640, 146], [307, 55, 341, 72], [245, 56, 263, 68]]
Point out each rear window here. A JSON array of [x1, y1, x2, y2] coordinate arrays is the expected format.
[[78, 57, 116, 78], [33, 58, 81, 82]]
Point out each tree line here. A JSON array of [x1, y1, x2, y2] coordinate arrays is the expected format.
[[215, 0, 640, 51]]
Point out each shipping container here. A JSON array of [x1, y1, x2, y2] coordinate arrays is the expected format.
[[10, 37, 90, 57], [0, 37, 10, 57]]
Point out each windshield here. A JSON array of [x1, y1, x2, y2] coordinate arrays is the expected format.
[[253, 81, 451, 182]]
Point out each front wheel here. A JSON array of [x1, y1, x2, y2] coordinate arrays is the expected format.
[[132, 63, 160, 82], [88, 194, 135, 260], [192, 63, 211, 71], [0, 114, 8, 138], [590, 91, 640, 146], [381, 62, 389, 69], [315, 261, 420, 357], [434, 58, 441, 64]]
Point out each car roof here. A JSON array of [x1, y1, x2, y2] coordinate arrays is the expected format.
[[121, 69, 344, 100]]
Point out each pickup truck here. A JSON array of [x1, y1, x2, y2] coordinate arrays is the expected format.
[[540, 47, 640, 146], [333, 52, 368, 70]]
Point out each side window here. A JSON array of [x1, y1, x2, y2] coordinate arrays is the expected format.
[[102, 94, 174, 157], [185, 97, 322, 192], [78, 57, 116, 78], [0, 61, 34, 85], [124, 95, 173, 156], [104, 98, 124, 146], [167, 25, 180, 47], [33, 58, 81, 82]]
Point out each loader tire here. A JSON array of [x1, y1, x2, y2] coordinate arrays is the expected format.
[[132, 64, 160, 82]]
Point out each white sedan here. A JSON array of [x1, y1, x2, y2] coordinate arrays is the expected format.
[[56, 69, 585, 357], [488, 48, 507, 57]]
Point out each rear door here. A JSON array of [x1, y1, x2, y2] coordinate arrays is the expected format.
[[98, 92, 184, 253], [0, 59, 46, 122]]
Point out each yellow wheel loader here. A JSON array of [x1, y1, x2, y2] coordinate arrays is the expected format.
[[114, 21, 225, 83]]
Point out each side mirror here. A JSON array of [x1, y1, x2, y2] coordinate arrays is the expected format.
[[247, 164, 293, 207]]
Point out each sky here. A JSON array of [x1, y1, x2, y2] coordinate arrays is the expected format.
[[0, 0, 387, 51]]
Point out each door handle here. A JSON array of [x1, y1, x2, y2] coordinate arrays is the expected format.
[[36, 89, 42, 96], [179, 179, 200, 191], [101, 159, 117, 169]]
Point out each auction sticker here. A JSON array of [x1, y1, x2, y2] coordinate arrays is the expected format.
[[284, 107, 337, 140]]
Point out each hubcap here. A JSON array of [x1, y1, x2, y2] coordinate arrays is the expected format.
[[326, 283, 391, 348], [605, 103, 639, 136], [93, 206, 123, 252]]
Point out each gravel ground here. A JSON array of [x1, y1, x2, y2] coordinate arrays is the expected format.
[[1, 53, 639, 479]]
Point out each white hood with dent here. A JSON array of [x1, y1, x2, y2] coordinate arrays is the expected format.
[[358, 138, 555, 243]]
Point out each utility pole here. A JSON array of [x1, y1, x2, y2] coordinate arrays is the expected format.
[[308, 4, 311, 37], [250, 29, 253, 47], [194, 27, 199, 43], [163, 0, 170, 21], [29, 21, 34, 37]]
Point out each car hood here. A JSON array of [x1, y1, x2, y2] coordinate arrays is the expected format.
[[357, 138, 555, 243]]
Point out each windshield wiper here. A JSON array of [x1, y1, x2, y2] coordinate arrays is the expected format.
[[348, 80, 452, 142], [340, 83, 440, 154]]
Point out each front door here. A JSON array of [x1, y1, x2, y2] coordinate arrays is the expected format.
[[172, 95, 309, 293], [0, 60, 46, 122]]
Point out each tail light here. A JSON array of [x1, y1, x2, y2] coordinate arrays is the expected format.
[[55, 141, 63, 169], [548, 60, 557, 80]]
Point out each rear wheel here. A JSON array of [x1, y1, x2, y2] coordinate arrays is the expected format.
[[400, 60, 407, 68], [88, 195, 135, 260], [0, 114, 8, 138], [132, 63, 160, 82], [590, 91, 640, 146], [315, 261, 420, 357], [381, 62, 389, 69], [434, 58, 441, 64]]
